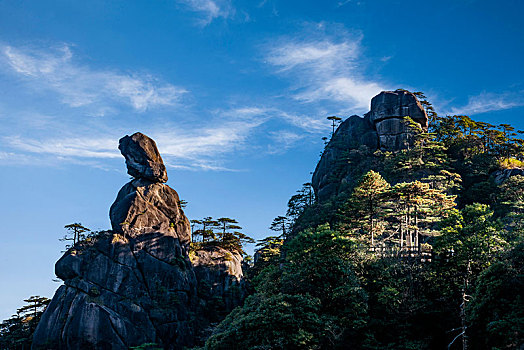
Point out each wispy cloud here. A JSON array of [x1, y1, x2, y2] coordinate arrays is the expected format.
[[447, 91, 524, 116], [1, 44, 187, 114], [0, 39, 337, 171], [267, 130, 304, 154], [4, 135, 119, 159], [1, 103, 330, 170], [265, 22, 386, 111], [1, 106, 269, 170], [177, 0, 234, 26]]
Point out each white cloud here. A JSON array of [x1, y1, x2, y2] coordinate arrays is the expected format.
[[1, 106, 269, 170], [177, 0, 233, 26], [267, 130, 304, 154], [2, 45, 187, 113], [265, 23, 386, 111], [4, 136, 119, 159], [447, 91, 524, 116], [1, 103, 329, 170]]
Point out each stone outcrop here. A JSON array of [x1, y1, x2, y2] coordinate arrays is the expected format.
[[119, 132, 168, 183], [492, 168, 524, 185], [109, 178, 189, 238], [191, 246, 247, 343], [33, 132, 246, 350], [192, 246, 246, 307], [370, 90, 428, 150], [312, 90, 428, 202]]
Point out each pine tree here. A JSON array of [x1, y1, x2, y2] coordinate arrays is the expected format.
[[389, 181, 455, 253], [498, 175, 524, 242], [60, 223, 91, 250], [190, 219, 202, 242], [435, 204, 506, 349], [270, 216, 289, 239], [348, 170, 391, 247], [0, 296, 50, 349]]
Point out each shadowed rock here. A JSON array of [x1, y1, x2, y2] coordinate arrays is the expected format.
[[369, 90, 428, 127], [191, 246, 247, 343], [119, 132, 168, 183], [493, 168, 524, 185]]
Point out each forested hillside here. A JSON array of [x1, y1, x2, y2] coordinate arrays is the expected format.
[[205, 91, 524, 350]]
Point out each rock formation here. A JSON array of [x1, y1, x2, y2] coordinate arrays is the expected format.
[[492, 168, 524, 185], [370, 91, 428, 150], [191, 246, 248, 343], [33, 132, 246, 350], [312, 90, 428, 202], [119, 132, 168, 183]]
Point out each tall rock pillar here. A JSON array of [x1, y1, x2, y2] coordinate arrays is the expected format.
[[33, 132, 197, 349]]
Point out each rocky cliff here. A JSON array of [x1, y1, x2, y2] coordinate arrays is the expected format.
[[32, 133, 246, 350], [312, 90, 428, 202]]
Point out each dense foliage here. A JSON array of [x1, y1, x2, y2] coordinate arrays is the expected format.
[[205, 97, 524, 349], [190, 216, 255, 254], [0, 296, 50, 350]]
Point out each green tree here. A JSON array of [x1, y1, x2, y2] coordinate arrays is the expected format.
[[270, 216, 290, 239], [467, 243, 524, 349], [201, 217, 219, 242], [287, 183, 315, 221], [60, 223, 91, 250], [190, 219, 202, 242], [344, 170, 391, 247], [498, 175, 524, 242], [389, 181, 455, 252], [435, 204, 506, 349], [0, 296, 50, 349], [216, 217, 242, 242], [207, 226, 368, 349], [205, 293, 324, 350], [327, 115, 342, 136]]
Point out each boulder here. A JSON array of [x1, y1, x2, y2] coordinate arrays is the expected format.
[[33, 231, 196, 350], [190, 246, 247, 343], [119, 132, 168, 183], [109, 178, 190, 240], [312, 115, 377, 201], [369, 90, 428, 127]]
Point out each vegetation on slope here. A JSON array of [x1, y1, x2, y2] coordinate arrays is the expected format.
[[205, 94, 524, 350]]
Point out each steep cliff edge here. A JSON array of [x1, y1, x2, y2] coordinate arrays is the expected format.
[[32, 133, 246, 349], [312, 90, 428, 202]]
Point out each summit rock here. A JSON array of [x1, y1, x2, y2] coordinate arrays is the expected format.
[[370, 90, 428, 150], [312, 90, 428, 202], [119, 132, 168, 183]]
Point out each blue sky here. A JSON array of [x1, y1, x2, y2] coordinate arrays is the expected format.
[[1, 0, 523, 320]]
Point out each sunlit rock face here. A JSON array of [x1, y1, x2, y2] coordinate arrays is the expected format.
[[119, 132, 168, 183], [312, 90, 428, 202], [190, 246, 248, 343], [109, 178, 190, 239], [32, 132, 246, 350]]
